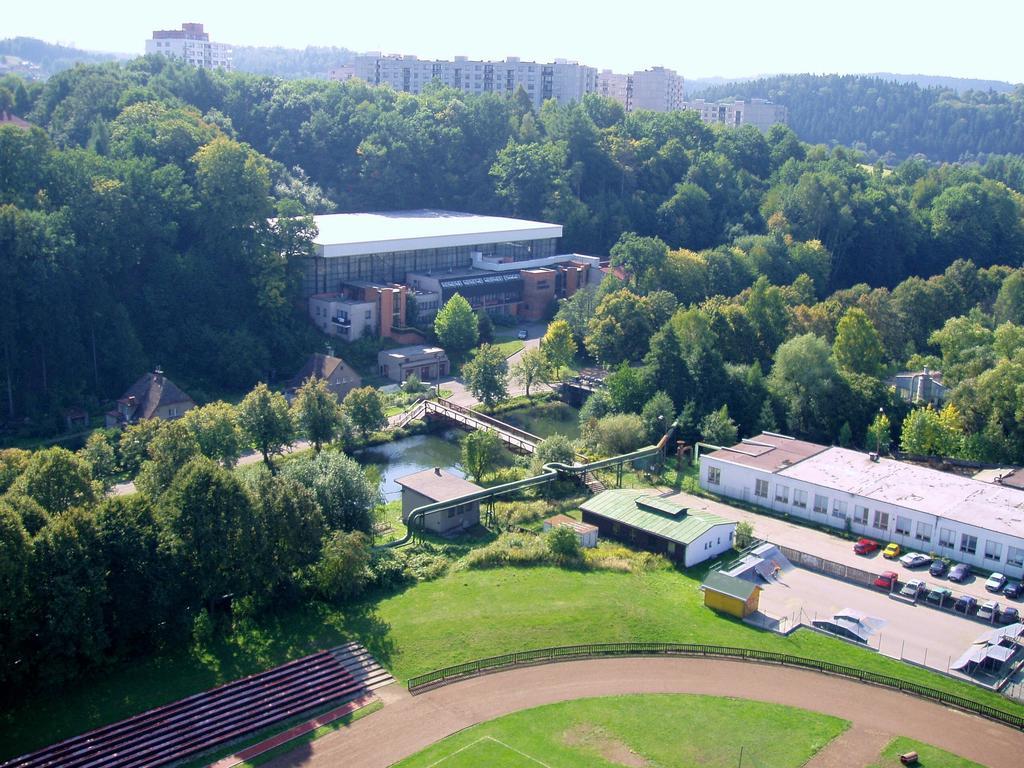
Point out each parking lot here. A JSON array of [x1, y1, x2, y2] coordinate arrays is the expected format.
[[755, 566, 988, 676], [668, 490, 1023, 608]]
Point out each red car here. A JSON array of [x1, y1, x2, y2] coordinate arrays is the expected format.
[[854, 538, 880, 555], [874, 571, 898, 590]]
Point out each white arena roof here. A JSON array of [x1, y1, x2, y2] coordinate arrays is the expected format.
[[778, 447, 1024, 538], [310, 210, 562, 257]]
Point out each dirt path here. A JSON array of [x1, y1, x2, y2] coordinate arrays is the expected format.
[[264, 657, 1023, 768], [803, 723, 893, 768]]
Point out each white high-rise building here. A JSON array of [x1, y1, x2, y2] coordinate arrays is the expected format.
[[597, 66, 684, 112], [145, 23, 232, 71], [682, 98, 788, 131], [342, 53, 597, 109]]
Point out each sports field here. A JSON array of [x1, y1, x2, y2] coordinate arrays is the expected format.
[[392, 694, 849, 768]]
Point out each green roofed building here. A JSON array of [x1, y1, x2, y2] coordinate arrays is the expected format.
[[580, 489, 736, 567]]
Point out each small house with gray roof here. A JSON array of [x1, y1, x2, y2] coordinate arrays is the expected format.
[[287, 353, 362, 402], [580, 489, 736, 567], [395, 467, 483, 534], [105, 369, 196, 427]]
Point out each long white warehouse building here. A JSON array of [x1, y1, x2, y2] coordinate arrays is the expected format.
[[700, 433, 1024, 579]]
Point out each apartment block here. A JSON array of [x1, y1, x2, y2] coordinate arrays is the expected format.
[[682, 98, 788, 131], [598, 67, 685, 112], [145, 23, 232, 71], [343, 53, 596, 109]]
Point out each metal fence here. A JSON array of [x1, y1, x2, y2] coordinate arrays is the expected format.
[[405, 642, 1024, 730]]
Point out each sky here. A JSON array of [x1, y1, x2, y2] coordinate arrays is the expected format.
[[6, 0, 1024, 83]]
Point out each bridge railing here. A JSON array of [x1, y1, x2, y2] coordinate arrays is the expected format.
[[405, 642, 1024, 730]]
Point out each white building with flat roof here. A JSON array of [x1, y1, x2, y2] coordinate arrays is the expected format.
[[345, 53, 596, 109], [145, 23, 232, 71], [700, 433, 1024, 579], [597, 67, 684, 113], [300, 210, 563, 296]]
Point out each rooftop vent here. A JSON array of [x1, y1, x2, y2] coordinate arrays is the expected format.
[[869, 452, 879, 462]]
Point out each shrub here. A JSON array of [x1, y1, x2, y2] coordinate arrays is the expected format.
[[592, 412, 646, 456], [547, 525, 582, 561]]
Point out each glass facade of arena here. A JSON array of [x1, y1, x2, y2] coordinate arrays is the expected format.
[[302, 238, 558, 297]]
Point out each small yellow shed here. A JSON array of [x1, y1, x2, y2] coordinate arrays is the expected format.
[[700, 572, 761, 618]]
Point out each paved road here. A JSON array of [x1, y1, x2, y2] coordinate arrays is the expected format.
[[666, 490, 1020, 607], [264, 657, 1024, 768]]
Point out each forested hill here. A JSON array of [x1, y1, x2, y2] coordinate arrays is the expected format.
[[699, 74, 1024, 163]]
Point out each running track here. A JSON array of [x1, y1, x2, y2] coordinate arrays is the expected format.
[[263, 657, 1024, 767]]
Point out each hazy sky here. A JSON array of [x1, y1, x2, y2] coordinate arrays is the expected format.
[[6, 0, 1024, 82]]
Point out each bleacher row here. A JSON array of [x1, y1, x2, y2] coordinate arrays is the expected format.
[[4, 642, 393, 768]]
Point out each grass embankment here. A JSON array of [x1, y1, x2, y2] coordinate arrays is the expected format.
[[867, 737, 985, 768], [5, 562, 1023, 762], [393, 694, 848, 768]]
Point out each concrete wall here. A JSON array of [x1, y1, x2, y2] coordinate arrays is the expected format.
[[700, 455, 1024, 579]]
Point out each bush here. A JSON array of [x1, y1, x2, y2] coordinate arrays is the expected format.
[[461, 532, 551, 569], [591, 413, 646, 456], [547, 525, 582, 561], [310, 530, 372, 602]]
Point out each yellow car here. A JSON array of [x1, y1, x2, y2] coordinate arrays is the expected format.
[[883, 543, 901, 559]]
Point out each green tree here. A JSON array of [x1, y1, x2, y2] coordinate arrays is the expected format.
[[554, 286, 599, 342], [993, 270, 1024, 326], [28, 509, 109, 684], [80, 432, 118, 491], [7, 447, 97, 515], [283, 450, 380, 532], [461, 430, 503, 483], [866, 411, 893, 454], [838, 421, 853, 447], [585, 289, 652, 364], [640, 391, 676, 444], [833, 308, 886, 376], [541, 319, 577, 378], [434, 293, 479, 357], [734, 521, 755, 549], [609, 232, 669, 287], [310, 530, 371, 603], [510, 348, 549, 399], [158, 457, 262, 605], [767, 334, 843, 441], [605, 364, 652, 414], [182, 402, 244, 467], [292, 376, 343, 451], [462, 344, 509, 408], [530, 434, 577, 473], [0, 448, 29, 494], [117, 419, 161, 476], [644, 324, 692, 409], [248, 473, 325, 593], [135, 420, 201, 498], [699, 405, 739, 446], [237, 383, 294, 469], [0, 503, 31, 685], [592, 413, 646, 456], [476, 309, 495, 344], [342, 386, 388, 437]]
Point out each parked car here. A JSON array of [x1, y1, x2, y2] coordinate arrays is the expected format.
[[948, 563, 971, 583], [874, 571, 899, 590], [978, 601, 1000, 621], [985, 572, 1008, 593], [900, 579, 927, 598], [1003, 581, 1023, 600], [883, 542, 901, 559], [999, 606, 1021, 624], [899, 552, 932, 569], [954, 595, 977, 614], [517, 328, 528, 340], [854, 538, 879, 555], [926, 586, 952, 605], [929, 560, 949, 577]]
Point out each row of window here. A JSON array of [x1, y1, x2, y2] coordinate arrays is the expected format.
[[706, 466, 1024, 569]]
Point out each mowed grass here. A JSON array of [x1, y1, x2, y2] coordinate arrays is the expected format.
[[4, 565, 1024, 761], [866, 736, 986, 768], [393, 694, 848, 768]]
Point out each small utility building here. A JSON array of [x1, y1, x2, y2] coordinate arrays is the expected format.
[[543, 514, 599, 548], [395, 467, 482, 534], [700, 572, 762, 618], [580, 490, 736, 567]]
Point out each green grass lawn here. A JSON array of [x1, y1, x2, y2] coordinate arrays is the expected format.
[[393, 694, 848, 768], [491, 339, 526, 358], [4, 564, 1024, 761], [866, 737, 985, 768]]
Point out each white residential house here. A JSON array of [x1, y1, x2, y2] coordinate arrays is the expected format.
[[700, 432, 1024, 579]]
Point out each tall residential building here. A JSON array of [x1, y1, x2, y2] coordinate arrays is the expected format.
[[342, 54, 597, 109], [682, 98, 788, 131], [145, 23, 232, 71], [597, 67, 685, 112]]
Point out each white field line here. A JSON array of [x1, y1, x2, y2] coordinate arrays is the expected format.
[[425, 735, 554, 767]]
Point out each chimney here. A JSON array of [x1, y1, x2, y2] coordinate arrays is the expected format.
[[434, 467, 441, 476]]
